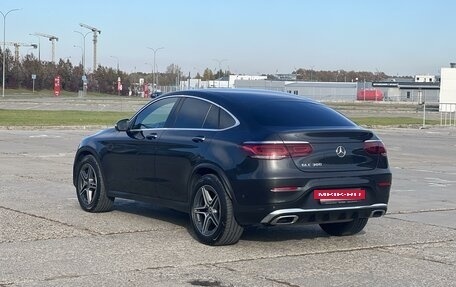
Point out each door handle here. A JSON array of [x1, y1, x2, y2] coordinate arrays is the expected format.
[[192, 136, 205, 143], [145, 133, 158, 140]]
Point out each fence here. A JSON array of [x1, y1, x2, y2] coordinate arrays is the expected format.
[[439, 103, 456, 126]]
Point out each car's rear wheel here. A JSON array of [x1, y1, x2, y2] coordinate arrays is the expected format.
[[190, 174, 243, 245], [319, 218, 368, 236], [76, 155, 114, 212]]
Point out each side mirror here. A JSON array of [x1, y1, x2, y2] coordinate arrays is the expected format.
[[115, 118, 129, 131]]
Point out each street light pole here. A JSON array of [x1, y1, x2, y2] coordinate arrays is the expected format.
[[213, 58, 227, 76], [29, 33, 40, 62], [310, 65, 315, 81], [1, 8, 20, 97], [110, 55, 119, 73], [147, 47, 164, 90], [73, 45, 83, 66], [74, 30, 90, 74]]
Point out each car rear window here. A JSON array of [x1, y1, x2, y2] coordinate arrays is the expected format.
[[251, 100, 355, 127]]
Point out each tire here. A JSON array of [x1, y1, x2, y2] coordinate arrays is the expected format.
[[75, 155, 114, 212], [190, 174, 243, 245], [319, 218, 368, 236]]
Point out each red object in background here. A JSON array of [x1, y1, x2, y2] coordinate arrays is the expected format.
[[143, 84, 149, 98], [357, 89, 383, 101], [54, 76, 61, 96], [117, 77, 122, 92]]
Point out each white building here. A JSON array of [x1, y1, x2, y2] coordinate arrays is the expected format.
[[180, 74, 267, 90], [415, 75, 437, 83], [234, 80, 358, 101]]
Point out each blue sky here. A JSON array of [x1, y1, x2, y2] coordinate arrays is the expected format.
[[2, 0, 454, 76]]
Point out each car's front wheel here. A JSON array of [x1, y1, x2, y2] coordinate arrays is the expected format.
[[319, 218, 368, 236], [190, 174, 243, 245], [75, 155, 114, 212]]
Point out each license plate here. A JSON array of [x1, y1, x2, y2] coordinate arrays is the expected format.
[[314, 188, 365, 203]]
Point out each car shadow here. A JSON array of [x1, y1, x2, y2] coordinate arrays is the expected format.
[[113, 199, 189, 228], [241, 225, 331, 242], [112, 199, 335, 243]]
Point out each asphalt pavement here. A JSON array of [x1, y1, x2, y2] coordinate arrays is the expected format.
[[0, 127, 455, 286]]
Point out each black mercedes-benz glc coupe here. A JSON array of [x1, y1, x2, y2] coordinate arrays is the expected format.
[[73, 89, 391, 245]]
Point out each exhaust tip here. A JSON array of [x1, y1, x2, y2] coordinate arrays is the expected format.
[[270, 215, 299, 225], [370, 210, 386, 218]]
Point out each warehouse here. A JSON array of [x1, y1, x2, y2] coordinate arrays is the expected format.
[[372, 81, 440, 103], [234, 80, 357, 101]]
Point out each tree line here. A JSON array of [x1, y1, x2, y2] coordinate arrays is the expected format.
[[0, 49, 188, 95], [0, 48, 390, 95]]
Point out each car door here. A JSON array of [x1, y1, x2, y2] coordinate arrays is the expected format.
[[102, 97, 179, 198], [154, 97, 218, 202]]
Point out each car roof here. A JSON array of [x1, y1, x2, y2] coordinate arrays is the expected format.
[[164, 88, 318, 109]]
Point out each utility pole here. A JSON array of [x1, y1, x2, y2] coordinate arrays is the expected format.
[[110, 55, 119, 73], [1, 8, 20, 97], [213, 58, 227, 78], [29, 33, 41, 62], [80, 23, 101, 72]]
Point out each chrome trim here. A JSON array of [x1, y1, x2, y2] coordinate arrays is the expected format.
[[129, 127, 224, 133], [260, 203, 387, 224], [336, 145, 347, 158], [243, 141, 310, 144], [270, 215, 299, 225], [370, 209, 386, 217]]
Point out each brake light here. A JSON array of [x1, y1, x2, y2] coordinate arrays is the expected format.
[[242, 142, 312, 159], [242, 143, 289, 159], [364, 140, 387, 156], [285, 143, 313, 157]]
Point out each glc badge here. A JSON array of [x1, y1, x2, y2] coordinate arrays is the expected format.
[[336, 146, 346, 158]]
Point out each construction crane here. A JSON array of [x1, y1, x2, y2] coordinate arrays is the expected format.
[[0, 42, 37, 61], [33, 33, 58, 63], [79, 23, 101, 72]]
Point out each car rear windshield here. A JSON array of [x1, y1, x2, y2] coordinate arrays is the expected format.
[[251, 100, 356, 127]]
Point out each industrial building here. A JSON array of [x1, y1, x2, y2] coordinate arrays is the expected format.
[[177, 73, 444, 104], [234, 80, 357, 101], [372, 81, 440, 103]]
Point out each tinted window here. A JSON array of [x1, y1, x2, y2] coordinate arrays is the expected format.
[[251, 101, 355, 127], [173, 98, 211, 128], [133, 97, 178, 129], [200, 105, 236, 129], [219, 109, 236, 129], [202, 105, 219, 129]]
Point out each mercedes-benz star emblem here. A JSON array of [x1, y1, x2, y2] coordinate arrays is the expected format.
[[336, 146, 347, 158]]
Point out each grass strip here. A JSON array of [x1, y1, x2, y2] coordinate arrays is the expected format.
[[0, 110, 440, 127], [351, 117, 440, 126], [0, 109, 132, 126]]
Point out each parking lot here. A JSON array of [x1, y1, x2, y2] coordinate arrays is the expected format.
[[0, 125, 455, 286]]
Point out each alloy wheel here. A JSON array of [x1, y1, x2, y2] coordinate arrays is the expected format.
[[78, 163, 97, 205], [192, 185, 221, 237]]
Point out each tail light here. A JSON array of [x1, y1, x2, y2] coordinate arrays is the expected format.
[[364, 140, 387, 156], [242, 142, 312, 159]]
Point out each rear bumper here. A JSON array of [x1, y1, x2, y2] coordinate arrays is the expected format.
[[260, 203, 387, 225]]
